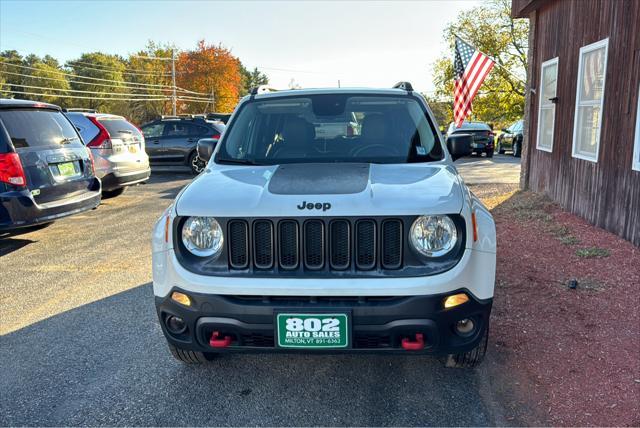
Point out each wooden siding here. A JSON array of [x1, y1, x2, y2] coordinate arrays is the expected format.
[[520, 0, 640, 246]]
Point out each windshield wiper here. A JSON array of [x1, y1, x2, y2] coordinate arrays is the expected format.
[[216, 158, 262, 166], [59, 137, 79, 144]]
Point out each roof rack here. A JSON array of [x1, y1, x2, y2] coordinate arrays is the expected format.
[[160, 114, 207, 121], [250, 85, 278, 95], [63, 108, 97, 113], [392, 81, 414, 92]]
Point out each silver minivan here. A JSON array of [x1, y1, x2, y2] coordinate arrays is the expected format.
[[66, 111, 150, 197]]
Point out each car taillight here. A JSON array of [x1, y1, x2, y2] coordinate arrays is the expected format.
[[86, 148, 96, 175], [86, 117, 112, 149], [0, 152, 27, 187], [211, 133, 220, 139]]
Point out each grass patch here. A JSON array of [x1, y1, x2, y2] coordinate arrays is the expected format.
[[559, 236, 580, 246], [494, 191, 556, 223], [576, 247, 610, 258]]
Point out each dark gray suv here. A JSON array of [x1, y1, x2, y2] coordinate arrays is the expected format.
[[0, 99, 101, 231], [141, 116, 225, 174]]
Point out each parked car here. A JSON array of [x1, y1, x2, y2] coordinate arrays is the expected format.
[[496, 119, 523, 157], [206, 113, 231, 124], [446, 121, 495, 157], [152, 83, 496, 368], [140, 116, 225, 174], [0, 99, 101, 231], [65, 111, 150, 197]]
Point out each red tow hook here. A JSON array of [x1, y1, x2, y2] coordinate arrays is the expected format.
[[209, 331, 232, 348], [401, 333, 425, 351]]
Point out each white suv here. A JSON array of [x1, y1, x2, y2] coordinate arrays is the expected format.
[[152, 83, 496, 367]]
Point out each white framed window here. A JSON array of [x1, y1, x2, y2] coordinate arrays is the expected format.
[[537, 57, 559, 152], [634, 83, 640, 172], [572, 38, 609, 162]]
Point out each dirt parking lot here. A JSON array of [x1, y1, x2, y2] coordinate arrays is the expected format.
[[1, 156, 527, 426]]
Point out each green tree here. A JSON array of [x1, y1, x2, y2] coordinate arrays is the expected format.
[[21, 61, 70, 105], [125, 41, 175, 124], [0, 50, 25, 97], [239, 65, 269, 96], [66, 52, 127, 111], [431, 0, 528, 128]]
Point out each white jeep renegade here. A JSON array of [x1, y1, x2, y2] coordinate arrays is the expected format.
[[152, 83, 496, 367]]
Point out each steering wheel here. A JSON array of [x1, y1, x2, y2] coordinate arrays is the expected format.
[[350, 144, 402, 158]]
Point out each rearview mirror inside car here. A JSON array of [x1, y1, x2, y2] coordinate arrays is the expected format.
[[446, 134, 473, 161], [197, 138, 218, 162]]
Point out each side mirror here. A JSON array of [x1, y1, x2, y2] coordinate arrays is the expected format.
[[197, 138, 218, 162], [446, 134, 473, 161]]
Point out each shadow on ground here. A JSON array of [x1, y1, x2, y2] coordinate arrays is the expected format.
[[0, 285, 501, 427]]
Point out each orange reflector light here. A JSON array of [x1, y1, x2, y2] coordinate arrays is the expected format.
[[171, 291, 191, 307], [164, 216, 170, 243], [471, 212, 478, 242], [444, 293, 469, 309]]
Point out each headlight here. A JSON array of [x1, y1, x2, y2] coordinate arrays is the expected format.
[[181, 216, 224, 258], [410, 215, 458, 257]]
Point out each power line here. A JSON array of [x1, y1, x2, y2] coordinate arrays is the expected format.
[[3, 89, 215, 103], [1, 89, 172, 102], [0, 61, 209, 95], [0, 69, 198, 95], [130, 54, 173, 61], [1, 61, 182, 91], [65, 60, 173, 76], [11, 83, 203, 99], [1, 77, 236, 101]]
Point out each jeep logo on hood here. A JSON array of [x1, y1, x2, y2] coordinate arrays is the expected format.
[[297, 201, 332, 211]]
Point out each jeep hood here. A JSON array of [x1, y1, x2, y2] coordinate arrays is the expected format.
[[176, 163, 464, 217]]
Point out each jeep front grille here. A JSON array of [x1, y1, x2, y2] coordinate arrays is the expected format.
[[226, 217, 404, 272]]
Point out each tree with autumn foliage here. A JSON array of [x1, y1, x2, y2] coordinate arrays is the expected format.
[[176, 40, 242, 113]]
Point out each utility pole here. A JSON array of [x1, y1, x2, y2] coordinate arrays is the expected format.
[[171, 49, 177, 116], [204, 88, 215, 114]]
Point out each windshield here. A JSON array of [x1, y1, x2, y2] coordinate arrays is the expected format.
[[448, 122, 491, 134], [215, 94, 443, 165], [509, 120, 523, 132]]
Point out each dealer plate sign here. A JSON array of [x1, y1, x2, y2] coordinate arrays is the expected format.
[[276, 313, 349, 348]]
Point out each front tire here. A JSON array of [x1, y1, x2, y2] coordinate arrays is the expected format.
[[513, 141, 522, 158], [168, 344, 215, 364], [444, 326, 489, 368], [188, 151, 206, 175]]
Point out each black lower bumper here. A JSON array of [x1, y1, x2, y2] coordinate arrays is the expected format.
[[155, 288, 492, 355], [101, 169, 150, 192], [0, 179, 101, 231]]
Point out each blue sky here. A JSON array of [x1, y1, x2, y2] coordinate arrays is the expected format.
[[0, 0, 480, 92]]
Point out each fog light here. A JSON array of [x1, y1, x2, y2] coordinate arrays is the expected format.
[[171, 291, 191, 306], [455, 318, 475, 335], [443, 293, 469, 309], [166, 315, 187, 334]]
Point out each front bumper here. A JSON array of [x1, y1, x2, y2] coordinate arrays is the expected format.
[[0, 178, 101, 230], [155, 288, 492, 355]]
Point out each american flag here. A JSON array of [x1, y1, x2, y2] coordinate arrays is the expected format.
[[453, 37, 495, 128]]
